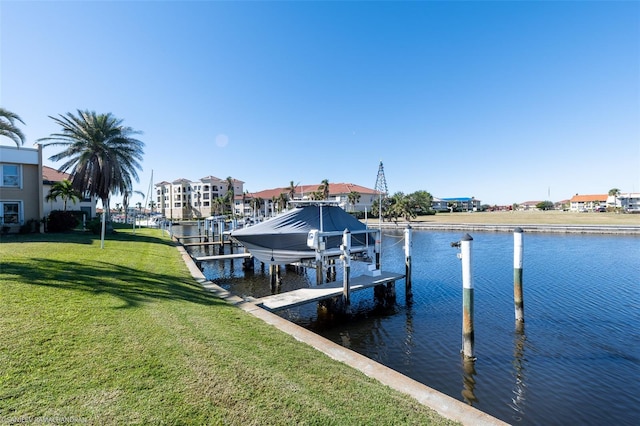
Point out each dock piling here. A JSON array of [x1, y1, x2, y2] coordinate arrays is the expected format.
[[513, 227, 525, 325], [341, 229, 351, 307], [457, 233, 475, 359], [404, 225, 413, 300]]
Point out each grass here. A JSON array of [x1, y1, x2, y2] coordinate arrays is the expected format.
[[406, 210, 640, 226], [0, 227, 458, 425]]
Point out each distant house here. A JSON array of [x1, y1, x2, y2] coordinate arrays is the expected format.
[[518, 201, 542, 211], [440, 197, 482, 212], [431, 197, 448, 212], [246, 182, 380, 218], [0, 145, 44, 233], [42, 166, 96, 220], [612, 192, 640, 212], [569, 194, 607, 212]]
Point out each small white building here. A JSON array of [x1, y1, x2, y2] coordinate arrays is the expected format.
[[610, 192, 640, 212], [42, 166, 96, 220]]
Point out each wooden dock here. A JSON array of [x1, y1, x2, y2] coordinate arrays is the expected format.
[[256, 271, 405, 311], [194, 253, 253, 262], [182, 241, 225, 247]]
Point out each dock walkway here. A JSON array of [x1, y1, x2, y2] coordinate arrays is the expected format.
[[256, 271, 404, 311], [194, 253, 252, 262]]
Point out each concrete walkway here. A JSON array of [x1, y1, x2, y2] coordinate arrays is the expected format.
[[176, 243, 509, 426]]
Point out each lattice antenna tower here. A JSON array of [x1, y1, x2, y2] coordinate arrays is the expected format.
[[374, 161, 388, 198]]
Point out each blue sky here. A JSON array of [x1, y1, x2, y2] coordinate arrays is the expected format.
[[2, 0, 639, 206]]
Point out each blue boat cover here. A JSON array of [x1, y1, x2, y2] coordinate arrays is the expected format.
[[230, 205, 371, 264]]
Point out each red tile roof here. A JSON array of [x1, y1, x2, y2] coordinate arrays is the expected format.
[[42, 166, 70, 182], [570, 194, 607, 202], [246, 182, 378, 200]]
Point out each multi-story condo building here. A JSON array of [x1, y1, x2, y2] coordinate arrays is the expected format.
[[155, 176, 244, 220]]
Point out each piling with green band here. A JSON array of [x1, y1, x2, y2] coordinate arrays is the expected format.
[[461, 233, 474, 359]]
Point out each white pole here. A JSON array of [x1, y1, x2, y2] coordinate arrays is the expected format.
[[514, 227, 525, 324], [404, 225, 412, 296], [460, 233, 474, 359], [342, 228, 351, 306]]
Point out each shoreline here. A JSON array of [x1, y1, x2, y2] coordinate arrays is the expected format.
[[364, 221, 640, 235]]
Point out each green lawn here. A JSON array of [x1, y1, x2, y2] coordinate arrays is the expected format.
[[0, 228, 457, 425], [409, 210, 640, 226]]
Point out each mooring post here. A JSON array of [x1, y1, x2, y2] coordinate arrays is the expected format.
[[460, 233, 475, 359], [218, 220, 224, 255], [514, 227, 525, 325], [375, 229, 382, 270], [342, 228, 351, 307], [269, 263, 277, 292], [404, 225, 412, 299]]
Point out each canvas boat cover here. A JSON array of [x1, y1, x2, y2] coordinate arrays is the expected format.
[[230, 205, 373, 264]]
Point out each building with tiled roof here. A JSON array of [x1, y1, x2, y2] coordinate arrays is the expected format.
[[241, 182, 380, 218], [42, 165, 97, 219], [569, 194, 607, 212]]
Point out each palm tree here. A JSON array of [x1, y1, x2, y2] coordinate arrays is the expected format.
[[0, 108, 26, 147], [123, 189, 144, 224], [46, 179, 80, 211], [38, 110, 144, 246], [213, 196, 225, 216], [225, 176, 235, 216], [608, 188, 621, 211], [319, 179, 330, 200], [287, 181, 297, 202], [347, 191, 361, 212], [251, 197, 263, 218]]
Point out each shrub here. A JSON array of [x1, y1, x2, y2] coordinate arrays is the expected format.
[[47, 211, 79, 233], [19, 219, 40, 234], [86, 218, 102, 234]]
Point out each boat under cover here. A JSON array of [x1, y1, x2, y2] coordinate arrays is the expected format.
[[230, 205, 373, 264]]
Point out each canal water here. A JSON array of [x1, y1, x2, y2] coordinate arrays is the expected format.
[[182, 226, 640, 425]]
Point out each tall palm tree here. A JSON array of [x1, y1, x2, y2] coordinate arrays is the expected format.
[[251, 197, 263, 218], [287, 181, 296, 202], [319, 179, 330, 200], [0, 108, 26, 147], [225, 176, 235, 216], [347, 191, 361, 212], [122, 189, 144, 224], [39, 110, 144, 246], [608, 188, 621, 211], [46, 179, 80, 211]]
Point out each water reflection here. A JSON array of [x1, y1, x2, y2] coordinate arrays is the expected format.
[[461, 356, 479, 405], [509, 324, 528, 422]]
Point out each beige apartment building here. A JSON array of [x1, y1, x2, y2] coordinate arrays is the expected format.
[[0, 145, 44, 233], [154, 176, 245, 220]]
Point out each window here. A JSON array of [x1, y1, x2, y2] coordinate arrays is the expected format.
[[1, 164, 20, 187], [1, 201, 21, 224]]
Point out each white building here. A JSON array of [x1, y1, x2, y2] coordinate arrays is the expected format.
[[42, 166, 96, 220], [610, 192, 640, 212]]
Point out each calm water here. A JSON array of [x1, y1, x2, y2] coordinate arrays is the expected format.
[[183, 226, 640, 425]]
